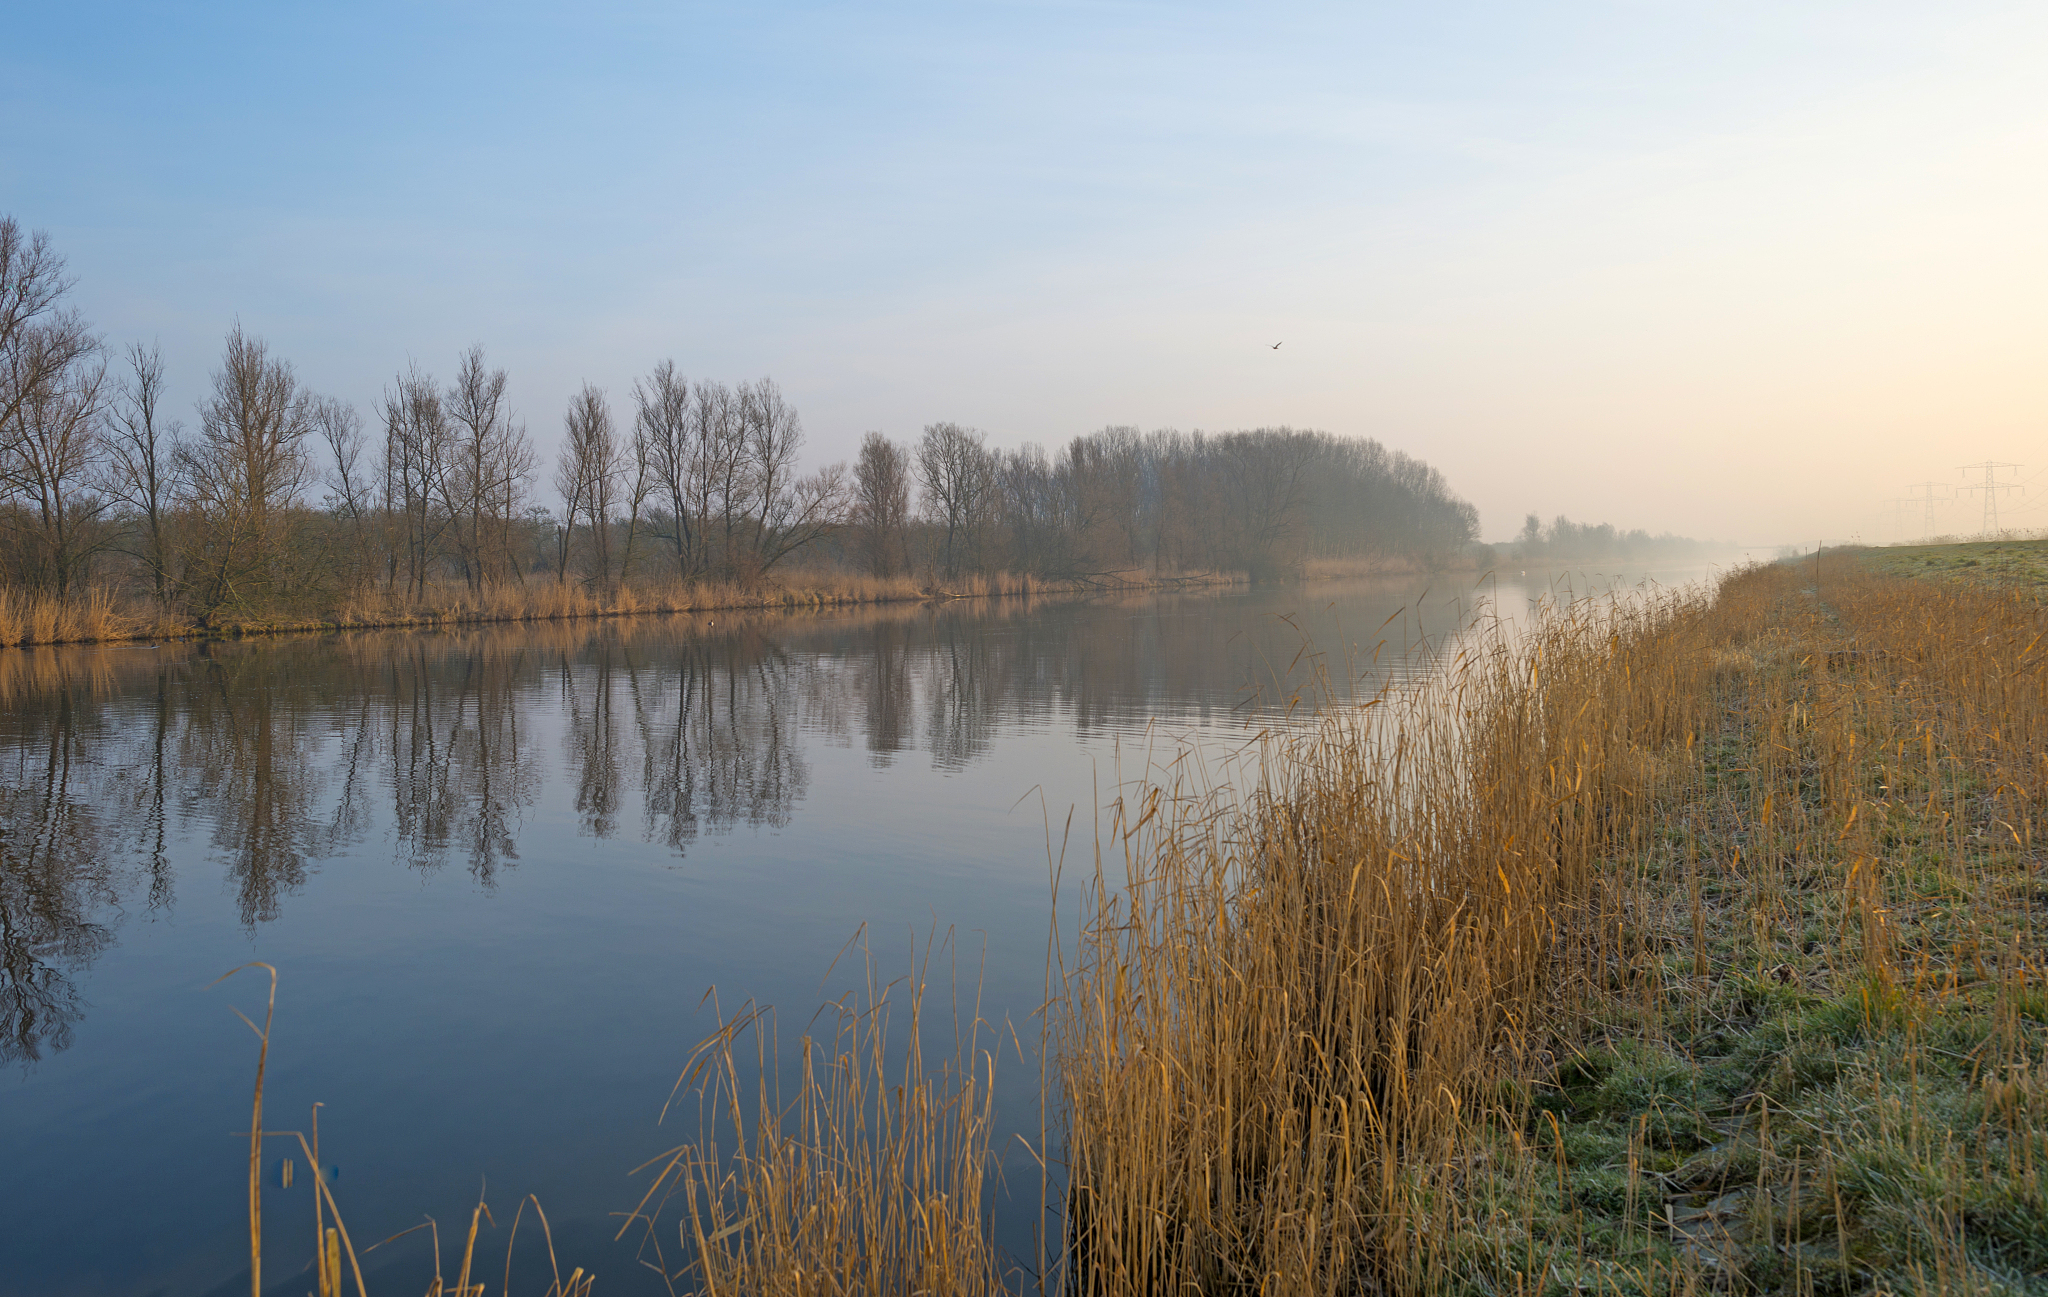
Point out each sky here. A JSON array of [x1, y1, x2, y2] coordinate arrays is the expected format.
[[5, 1, 2046, 546]]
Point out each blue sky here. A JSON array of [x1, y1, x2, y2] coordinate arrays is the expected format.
[[7, 2, 2046, 542]]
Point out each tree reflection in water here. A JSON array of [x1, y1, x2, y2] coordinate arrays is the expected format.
[[631, 622, 808, 852], [0, 673, 121, 1064], [0, 588, 1386, 1063]]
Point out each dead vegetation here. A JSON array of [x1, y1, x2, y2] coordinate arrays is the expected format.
[[616, 937, 1003, 1296], [0, 566, 1243, 645], [1052, 557, 2048, 1295]]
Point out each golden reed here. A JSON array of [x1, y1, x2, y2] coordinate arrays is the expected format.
[[1049, 570, 1718, 1293], [0, 567, 1242, 646], [1053, 558, 2048, 1294]]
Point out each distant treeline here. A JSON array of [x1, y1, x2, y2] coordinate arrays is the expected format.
[[0, 214, 1478, 623], [1500, 514, 1722, 566], [854, 423, 1478, 583]]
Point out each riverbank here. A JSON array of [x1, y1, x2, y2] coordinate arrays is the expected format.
[[0, 554, 1748, 650], [1047, 556, 2047, 1294], [0, 567, 1247, 647]]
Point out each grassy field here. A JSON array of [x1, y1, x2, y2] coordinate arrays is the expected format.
[[1856, 538, 2048, 588]]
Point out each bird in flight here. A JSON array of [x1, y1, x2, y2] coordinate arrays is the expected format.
[[1271, 342, 1282, 350]]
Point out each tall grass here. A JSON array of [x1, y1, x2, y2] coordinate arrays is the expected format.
[[616, 938, 1002, 1296], [1048, 576, 1718, 1293], [216, 964, 597, 1297], [1049, 557, 2048, 1294], [0, 567, 1246, 645], [0, 585, 162, 646]]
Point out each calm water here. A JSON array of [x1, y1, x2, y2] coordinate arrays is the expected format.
[[0, 570, 1714, 1295]]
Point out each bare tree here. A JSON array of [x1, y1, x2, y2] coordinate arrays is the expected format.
[[0, 216, 110, 595], [739, 377, 803, 575], [311, 394, 374, 592], [621, 410, 655, 585], [634, 360, 699, 578], [633, 367, 839, 582], [444, 347, 534, 591], [181, 325, 313, 618], [1216, 430, 1317, 576], [551, 437, 585, 588], [915, 422, 995, 581], [381, 365, 453, 599], [0, 217, 95, 451], [994, 442, 1083, 576], [104, 342, 183, 604], [852, 432, 910, 577], [1, 337, 109, 595], [555, 384, 621, 591], [757, 462, 848, 573], [694, 380, 751, 579]]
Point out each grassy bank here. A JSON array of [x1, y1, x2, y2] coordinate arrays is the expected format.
[[1855, 537, 2048, 588], [1504, 556, 2048, 1295], [1049, 556, 2048, 1295], [0, 567, 1244, 647]]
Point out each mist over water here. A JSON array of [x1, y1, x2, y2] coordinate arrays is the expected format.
[[0, 567, 1720, 1296]]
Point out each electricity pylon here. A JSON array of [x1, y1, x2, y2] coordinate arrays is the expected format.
[[1880, 497, 1915, 541], [1905, 481, 1950, 542], [1956, 462, 2022, 537]]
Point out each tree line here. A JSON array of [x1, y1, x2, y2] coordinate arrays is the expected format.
[[1503, 513, 1721, 566], [857, 422, 1477, 583], [0, 214, 1481, 622]]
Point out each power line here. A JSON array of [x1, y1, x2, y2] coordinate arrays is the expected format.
[[1956, 461, 2023, 536]]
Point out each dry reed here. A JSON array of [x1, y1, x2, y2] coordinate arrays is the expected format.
[[215, 966, 595, 1297], [1049, 576, 1717, 1294], [0, 567, 1244, 646], [1050, 556, 2048, 1295], [0, 585, 160, 646], [617, 936, 1002, 1296]]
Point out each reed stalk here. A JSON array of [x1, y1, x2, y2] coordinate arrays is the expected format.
[[617, 937, 1003, 1297]]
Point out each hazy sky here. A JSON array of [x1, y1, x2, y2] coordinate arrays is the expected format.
[[6, 2, 2045, 545]]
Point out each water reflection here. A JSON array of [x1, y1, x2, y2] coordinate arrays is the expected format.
[[0, 728, 111, 1061], [622, 628, 809, 850], [0, 657, 132, 1062], [0, 585, 1483, 1070]]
